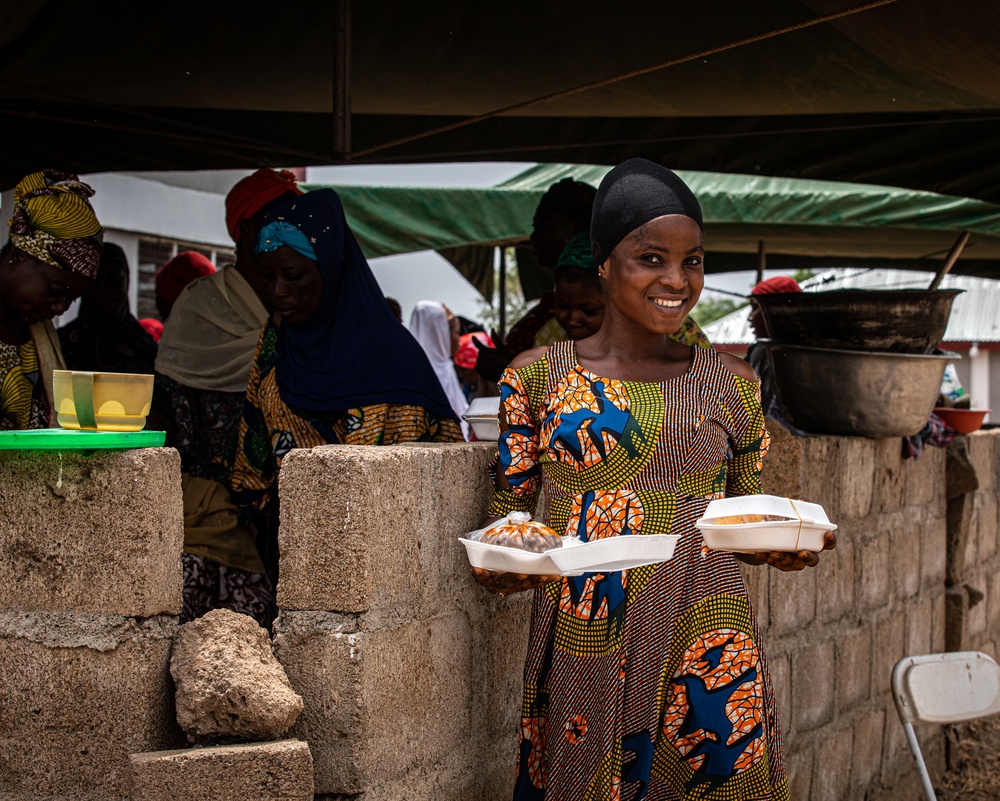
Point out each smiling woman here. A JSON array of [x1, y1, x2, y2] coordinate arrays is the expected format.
[[0, 170, 102, 429], [477, 159, 835, 801]]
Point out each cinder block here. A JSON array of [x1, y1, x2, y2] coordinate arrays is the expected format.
[[811, 725, 853, 801], [760, 419, 804, 499], [904, 445, 944, 507], [739, 562, 769, 630], [784, 746, 812, 800], [130, 740, 313, 801], [800, 436, 841, 516], [851, 708, 885, 790], [0, 448, 183, 616], [859, 534, 890, 611], [873, 615, 906, 702], [946, 493, 974, 585], [872, 438, 906, 514], [968, 430, 996, 492], [988, 571, 1000, 636], [838, 437, 875, 518], [905, 596, 934, 657], [816, 533, 854, 623], [768, 563, 816, 636], [945, 587, 968, 652], [0, 615, 182, 800], [792, 640, 835, 732], [837, 628, 872, 710], [277, 442, 495, 617], [919, 511, 948, 589], [968, 582, 988, 637], [888, 519, 921, 599], [767, 651, 791, 740], [273, 601, 529, 798], [976, 497, 998, 562], [931, 591, 948, 653]]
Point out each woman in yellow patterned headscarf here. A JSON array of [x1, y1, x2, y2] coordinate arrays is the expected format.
[[0, 169, 103, 429]]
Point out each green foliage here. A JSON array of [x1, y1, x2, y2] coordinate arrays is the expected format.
[[691, 297, 746, 326], [791, 268, 815, 285]]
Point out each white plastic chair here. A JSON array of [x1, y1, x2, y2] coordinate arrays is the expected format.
[[891, 651, 1000, 801]]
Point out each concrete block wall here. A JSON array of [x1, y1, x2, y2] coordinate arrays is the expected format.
[[0, 448, 185, 800], [757, 424, 950, 801], [271, 442, 529, 801]]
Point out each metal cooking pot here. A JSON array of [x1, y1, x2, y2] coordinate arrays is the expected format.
[[754, 289, 962, 353], [764, 341, 957, 438]]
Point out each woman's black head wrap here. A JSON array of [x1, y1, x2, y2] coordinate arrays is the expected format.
[[590, 158, 703, 265]]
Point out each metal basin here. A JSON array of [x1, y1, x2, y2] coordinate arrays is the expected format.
[[764, 342, 957, 438], [755, 289, 962, 353]]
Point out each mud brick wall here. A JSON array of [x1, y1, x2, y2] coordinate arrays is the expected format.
[[0, 448, 185, 801]]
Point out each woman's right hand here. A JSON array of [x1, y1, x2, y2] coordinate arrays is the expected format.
[[472, 567, 561, 597]]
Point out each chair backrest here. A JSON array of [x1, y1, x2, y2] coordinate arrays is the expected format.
[[892, 651, 1000, 725]]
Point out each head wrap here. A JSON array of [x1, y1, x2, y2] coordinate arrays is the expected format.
[[409, 301, 470, 438], [8, 169, 104, 280], [751, 275, 803, 295], [454, 331, 493, 370], [156, 251, 216, 306], [225, 168, 303, 243], [590, 158, 703, 265], [535, 178, 597, 228], [257, 220, 317, 261], [139, 318, 164, 342], [257, 189, 459, 421], [556, 231, 598, 270]]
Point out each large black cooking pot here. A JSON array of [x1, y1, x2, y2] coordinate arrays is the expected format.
[[754, 289, 962, 354]]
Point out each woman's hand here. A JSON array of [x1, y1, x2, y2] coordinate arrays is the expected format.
[[472, 567, 561, 597], [749, 529, 838, 571]]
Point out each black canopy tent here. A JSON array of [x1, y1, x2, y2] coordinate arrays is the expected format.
[[3, 2, 1000, 205]]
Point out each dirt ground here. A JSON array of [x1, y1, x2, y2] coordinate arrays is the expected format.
[[935, 716, 1000, 801]]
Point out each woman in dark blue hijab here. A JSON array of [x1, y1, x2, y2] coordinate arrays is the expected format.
[[230, 188, 462, 580]]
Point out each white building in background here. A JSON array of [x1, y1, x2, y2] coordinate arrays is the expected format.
[[703, 268, 1000, 421]]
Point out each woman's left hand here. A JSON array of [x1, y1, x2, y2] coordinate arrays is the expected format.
[[751, 529, 837, 571]]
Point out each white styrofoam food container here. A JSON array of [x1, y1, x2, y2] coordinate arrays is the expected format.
[[695, 494, 837, 553], [462, 395, 501, 440]]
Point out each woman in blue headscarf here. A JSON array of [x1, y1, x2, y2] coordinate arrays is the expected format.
[[230, 189, 463, 580]]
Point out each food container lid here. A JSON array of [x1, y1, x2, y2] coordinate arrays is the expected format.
[[698, 494, 832, 526]]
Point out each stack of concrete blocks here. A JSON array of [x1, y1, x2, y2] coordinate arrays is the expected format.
[[754, 423, 950, 801], [947, 429, 1000, 656], [0, 448, 184, 800], [272, 442, 530, 801]]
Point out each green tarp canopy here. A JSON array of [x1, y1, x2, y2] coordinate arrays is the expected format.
[[310, 164, 1000, 300]]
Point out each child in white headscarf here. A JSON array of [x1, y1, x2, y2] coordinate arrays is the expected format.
[[409, 300, 470, 439]]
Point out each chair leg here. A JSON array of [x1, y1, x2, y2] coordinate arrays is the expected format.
[[903, 721, 938, 801]]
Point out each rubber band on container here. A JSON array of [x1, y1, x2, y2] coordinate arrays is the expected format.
[[789, 498, 804, 551]]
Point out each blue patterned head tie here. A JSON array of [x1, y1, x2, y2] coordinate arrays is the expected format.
[[256, 220, 318, 261]]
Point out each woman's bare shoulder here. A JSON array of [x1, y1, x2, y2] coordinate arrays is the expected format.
[[717, 350, 758, 382], [509, 345, 550, 370]]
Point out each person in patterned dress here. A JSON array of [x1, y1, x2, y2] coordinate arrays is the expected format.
[[478, 159, 835, 801], [0, 170, 103, 430], [230, 188, 463, 584]]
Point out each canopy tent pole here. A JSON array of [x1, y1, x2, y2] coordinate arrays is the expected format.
[[333, 0, 352, 159], [498, 246, 507, 341], [755, 239, 766, 285]]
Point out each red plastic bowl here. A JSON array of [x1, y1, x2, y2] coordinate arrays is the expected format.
[[933, 407, 991, 434]]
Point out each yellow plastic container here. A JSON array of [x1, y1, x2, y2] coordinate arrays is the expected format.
[[52, 370, 154, 432]]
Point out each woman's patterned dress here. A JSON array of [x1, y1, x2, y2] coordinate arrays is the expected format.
[[489, 340, 786, 801]]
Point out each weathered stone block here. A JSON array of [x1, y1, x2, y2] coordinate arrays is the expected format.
[[0, 448, 183, 616], [851, 708, 885, 790], [767, 651, 791, 740], [968, 430, 996, 492], [785, 746, 812, 800], [989, 571, 1000, 637], [768, 564, 816, 635], [817, 533, 854, 623], [946, 493, 975, 585], [740, 561, 769, 630], [0, 614, 182, 800], [905, 596, 934, 657], [792, 640, 835, 732], [129, 740, 313, 801], [171, 609, 302, 743], [812, 725, 853, 801], [968, 581, 988, 637], [859, 534, 890, 611], [277, 442, 495, 617], [888, 519, 921, 599], [976, 497, 998, 562], [920, 511, 948, 589], [839, 436, 875, 518], [905, 445, 944, 508], [945, 586, 968, 652], [837, 628, 872, 710], [800, 436, 841, 517], [873, 438, 906, 514], [873, 615, 906, 703], [931, 591, 948, 653]]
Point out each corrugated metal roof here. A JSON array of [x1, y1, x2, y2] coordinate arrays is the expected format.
[[703, 268, 1000, 345]]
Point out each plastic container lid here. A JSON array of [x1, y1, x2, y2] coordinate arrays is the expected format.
[[0, 429, 166, 451]]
